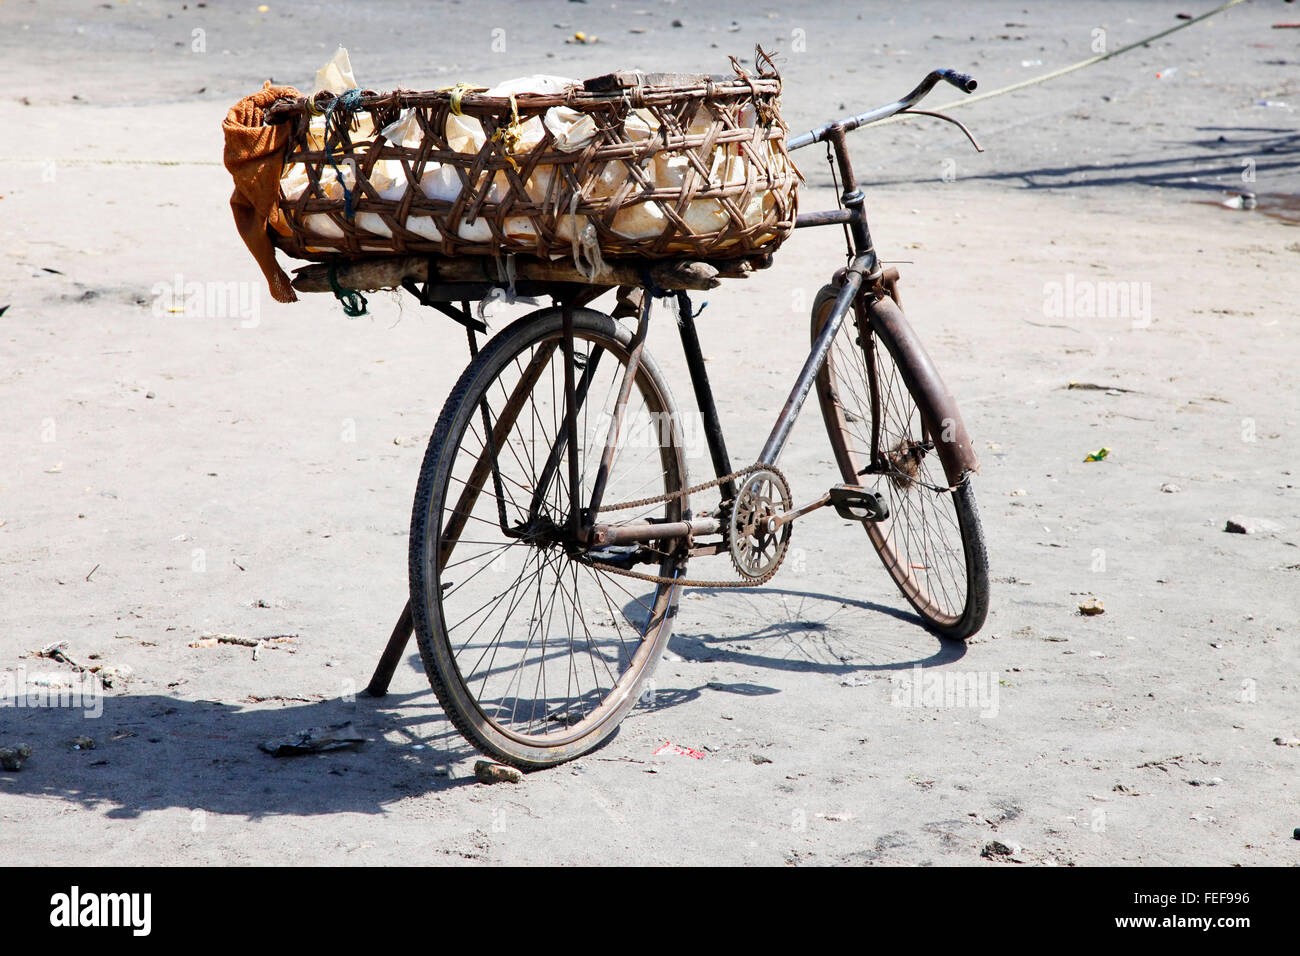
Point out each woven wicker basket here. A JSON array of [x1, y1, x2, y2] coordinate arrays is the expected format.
[[265, 55, 800, 266]]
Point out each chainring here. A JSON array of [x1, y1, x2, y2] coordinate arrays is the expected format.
[[728, 468, 793, 581]]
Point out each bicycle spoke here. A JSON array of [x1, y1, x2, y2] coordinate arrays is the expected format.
[[423, 316, 684, 753]]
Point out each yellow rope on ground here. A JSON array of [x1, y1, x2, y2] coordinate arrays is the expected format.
[[869, 0, 1251, 127]]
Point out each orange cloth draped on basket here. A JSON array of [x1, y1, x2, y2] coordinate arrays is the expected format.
[[222, 82, 302, 304]]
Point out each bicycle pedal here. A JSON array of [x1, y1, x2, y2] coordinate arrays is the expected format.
[[828, 484, 889, 522]]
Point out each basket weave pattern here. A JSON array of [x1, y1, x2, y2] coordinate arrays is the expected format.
[[271, 67, 800, 263]]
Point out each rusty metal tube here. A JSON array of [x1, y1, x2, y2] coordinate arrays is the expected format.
[[589, 517, 720, 547]]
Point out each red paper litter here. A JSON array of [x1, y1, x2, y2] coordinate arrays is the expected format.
[[653, 741, 705, 759]]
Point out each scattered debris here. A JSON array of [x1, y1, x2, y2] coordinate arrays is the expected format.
[[816, 811, 854, 823], [654, 741, 705, 759], [474, 760, 523, 784], [190, 633, 297, 654], [1083, 447, 1110, 462], [1137, 755, 1186, 772], [750, 753, 773, 765], [1067, 382, 1137, 393], [0, 744, 32, 771], [1160, 482, 1182, 493], [36, 641, 80, 668], [981, 839, 1022, 859], [71, 736, 95, 751], [259, 723, 365, 757], [1273, 737, 1300, 747], [28, 674, 74, 690], [1008, 488, 1027, 496], [839, 675, 874, 687], [1078, 598, 1105, 616], [85, 563, 100, 582], [88, 664, 133, 688], [1186, 777, 1223, 787]]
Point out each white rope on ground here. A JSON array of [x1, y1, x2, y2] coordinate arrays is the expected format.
[[868, 0, 1251, 127]]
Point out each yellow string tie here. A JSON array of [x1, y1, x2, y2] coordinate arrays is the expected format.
[[491, 94, 523, 171], [438, 82, 481, 116]]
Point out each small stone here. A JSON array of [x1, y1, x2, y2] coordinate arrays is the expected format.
[[0, 744, 33, 771], [1078, 599, 1105, 616], [751, 753, 773, 765], [145, 391, 156, 399], [1293, 828, 1300, 841], [1160, 482, 1181, 493], [1008, 488, 1027, 497], [1225, 515, 1283, 535], [71, 736, 95, 751], [474, 760, 523, 785], [1273, 737, 1300, 747]]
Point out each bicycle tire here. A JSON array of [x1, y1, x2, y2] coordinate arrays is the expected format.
[[408, 307, 689, 768], [811, 284, 989, 639]]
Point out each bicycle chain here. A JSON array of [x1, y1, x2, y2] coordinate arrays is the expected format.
[[574, 462, 791, 589]]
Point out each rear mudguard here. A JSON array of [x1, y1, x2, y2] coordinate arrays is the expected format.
[[865, 292, 979, 486], [821, 267, 979, 486]]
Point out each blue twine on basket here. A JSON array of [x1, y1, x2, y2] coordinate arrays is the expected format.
[[640, 265, 674, 300], [321, 88, 363, 219]]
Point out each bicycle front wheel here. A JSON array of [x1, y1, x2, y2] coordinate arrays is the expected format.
[[409, 307, 689, 768], [812, 284, 989, 639]]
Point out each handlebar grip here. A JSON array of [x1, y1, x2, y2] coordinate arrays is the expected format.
[[942, 70, 978, 94]]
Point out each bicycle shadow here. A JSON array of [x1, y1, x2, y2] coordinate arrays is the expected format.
[[653, 584, 969, 677], [862, 127, 1300, 199], [0, 687, 481, 819]]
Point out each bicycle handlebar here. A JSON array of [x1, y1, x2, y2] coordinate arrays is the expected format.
[[787, 68, 978, 151]]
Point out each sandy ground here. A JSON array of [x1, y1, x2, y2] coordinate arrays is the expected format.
[[2, 1, 1298, 865]]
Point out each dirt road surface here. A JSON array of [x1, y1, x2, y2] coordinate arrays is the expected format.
[[2, 0, 1297, 865]]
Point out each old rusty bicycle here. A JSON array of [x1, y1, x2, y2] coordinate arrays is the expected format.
[[359, 68, 990, 768]]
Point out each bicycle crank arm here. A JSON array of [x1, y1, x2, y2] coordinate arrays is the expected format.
[[765, 491, 831, 532], [766, 484, 890, 532]]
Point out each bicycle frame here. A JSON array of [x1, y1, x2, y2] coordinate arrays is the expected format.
[[573, 69, 982, 550], [365, 67, 985, 699]]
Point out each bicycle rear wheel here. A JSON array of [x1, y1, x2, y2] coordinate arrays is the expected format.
[[812, 284, 989, 639], [408, 307, 689, 768]]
